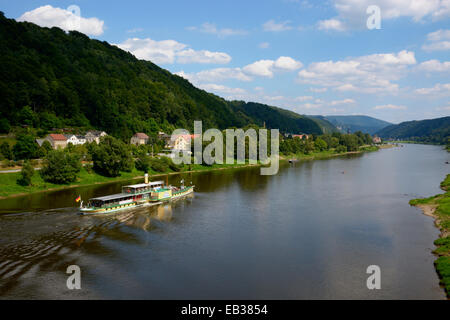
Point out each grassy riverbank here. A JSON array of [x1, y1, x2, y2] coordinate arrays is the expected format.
[[0, 162, 258, 199], [410, 174, 450, 297], [280, 145, 381, 161]]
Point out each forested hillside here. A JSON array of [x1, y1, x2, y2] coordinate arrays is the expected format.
[[323, 115, 391, 134], [376, 116, 450, 144], [0, 12, 321, 139]]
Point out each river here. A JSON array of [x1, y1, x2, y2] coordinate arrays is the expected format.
[[0, 144, 449, 299]]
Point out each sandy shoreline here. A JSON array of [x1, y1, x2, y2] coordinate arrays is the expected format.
[[415, 204, 438, 218]]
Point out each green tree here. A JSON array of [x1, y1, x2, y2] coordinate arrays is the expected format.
[[340, 134, 359, 152], [40, 150, 81, 184], [336, 145, 347, 153], [17, 160, 34, 186], [0, 141, 13, 160], [0, 118, 10, 133], [12, 134, 38, 160], [135, 154, 151, 173], [149, 157, 168, 173], [18, 106, 37, 126], [314, 138, 328, 152], [92, 136, 134, 177]]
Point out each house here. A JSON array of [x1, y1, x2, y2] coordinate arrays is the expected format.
[[85, 131, 107, 144], [292, 134, 310, 140], [46, 134, 68, 149], [373, 136, 382, 144], [131, 133, 149, 146], [166, 134, 198, 153], [65, 134, 86, 145]]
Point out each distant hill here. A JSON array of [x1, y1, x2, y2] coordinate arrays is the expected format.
[[322, 115, 392, 134], [0, 12, 322, 139], [306, 115, 339, 134], [376, 116, 450, 144]]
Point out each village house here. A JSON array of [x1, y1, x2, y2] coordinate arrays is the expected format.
[[373, 136, 382, 144], [291, 134, 310, 140], [85, 130, 107, 144], [45, 134, 68, 149], [65, 134, 86, 145], [165, 134, 198, 153], [130, 133, 149, 146]]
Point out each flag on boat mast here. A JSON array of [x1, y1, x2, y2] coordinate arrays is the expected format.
[[75, 195, 81, 203]]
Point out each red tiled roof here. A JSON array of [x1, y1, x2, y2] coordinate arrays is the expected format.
[[134, 133, 149, 139], [49, 134, 67, 141]]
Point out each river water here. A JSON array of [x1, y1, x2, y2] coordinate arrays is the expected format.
[[0, 144, 448, 299]]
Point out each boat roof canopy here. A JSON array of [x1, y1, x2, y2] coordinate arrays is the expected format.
[[124, 181, 164, 189], [90, 193, 130, 202]]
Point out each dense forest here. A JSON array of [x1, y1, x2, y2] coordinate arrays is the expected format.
[[0, 12, 323, 139], [376, 116, 450, 144], [320, 115, 392, 135]]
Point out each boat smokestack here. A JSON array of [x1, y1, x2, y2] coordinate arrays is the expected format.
[[145, 173, 149, 184]]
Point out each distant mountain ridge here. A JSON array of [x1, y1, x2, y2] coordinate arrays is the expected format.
[[321, 115, 392, 134], [0, 12, 322, 138], [376, 116, 450, 144]]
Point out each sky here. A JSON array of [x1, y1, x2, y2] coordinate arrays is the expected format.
[[1, 0, 449, 124]]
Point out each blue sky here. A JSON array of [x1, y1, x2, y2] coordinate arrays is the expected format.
[[1, 0, 449, 123]]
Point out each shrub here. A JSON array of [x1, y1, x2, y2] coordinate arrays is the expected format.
[[17, 160, 34, 186], [135, 155, 151, 173], [149, 157, 168, 173], [335, 145, 347, 153], [40, 150, 81, 184], [91, 136, 134, 177]]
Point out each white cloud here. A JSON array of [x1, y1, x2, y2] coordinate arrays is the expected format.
[[198, 83, 246, 94], [298, 50, 416, 94], [176, 49, 231, 64], [324, 0, 450, 30], [310, 87, 328, 93], [243, 60, 275, 77], [274, 56, 303, 70], [294, 96, 314, 102], [373, 104, 407, 110], [176, 68, 252, 83], [422, 29, 450, 51], [415, 83, 450, 95], [18, 5, 105, 36], [115, 38, 231, 65], [259, 42, 270, 49], [243, 56, 303, 78], [263, 20, 292, 32], [417, 59, 450, 72], [187, 22, 247, 37], [436, 105, 450, 111], [317, 18, 345, 31], [116, 38, 185, 64], [330, 99, 355, 105]]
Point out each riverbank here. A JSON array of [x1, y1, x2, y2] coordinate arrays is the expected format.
[[280, 145, 384, 161], [0, 162, 260, 199], [410, 174, 450, 298]]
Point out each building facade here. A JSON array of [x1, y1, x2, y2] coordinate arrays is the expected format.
[[85, 131, 107, 144], [131, 133, 149, 146], [46, 134, 68, 149]]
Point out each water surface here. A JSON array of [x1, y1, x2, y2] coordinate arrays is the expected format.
[[0, 144, 448, 299]]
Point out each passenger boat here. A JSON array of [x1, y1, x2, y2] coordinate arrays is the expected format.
[[79, 174, 194, 215]]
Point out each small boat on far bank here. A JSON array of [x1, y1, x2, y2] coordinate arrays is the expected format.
[[79, 174, 194, 215]]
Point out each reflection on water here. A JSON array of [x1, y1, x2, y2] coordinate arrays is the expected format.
[[0, 144, 449, 299]]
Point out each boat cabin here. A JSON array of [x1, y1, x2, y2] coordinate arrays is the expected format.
[[89, 193, 134, 209], [122, 181, 165, 195]]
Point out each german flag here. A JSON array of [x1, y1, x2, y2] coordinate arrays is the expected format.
[[75, 195, 81, 203]]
